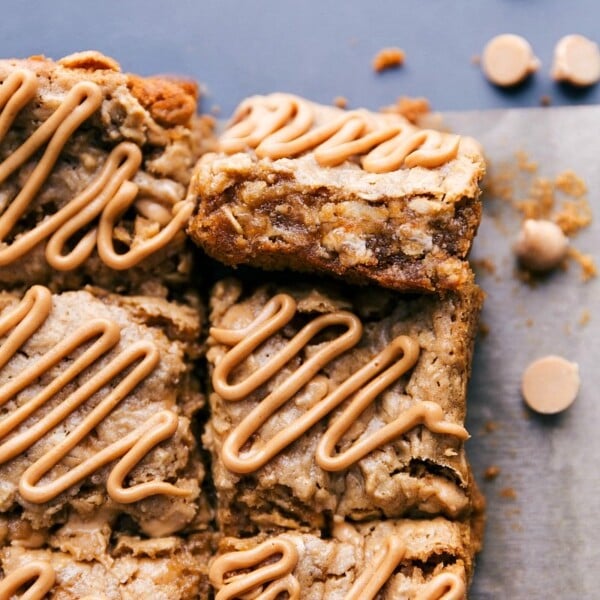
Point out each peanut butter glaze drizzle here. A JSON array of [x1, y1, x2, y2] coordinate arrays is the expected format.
[[210, 293, 468, 475], [0, 285, 191, 504], [219, 93, 460, 172], [415, 572, 466, 600], [0, 561, 55, 600], [0, 68, 193, 271], [209, 535, 466, 600], [209, 538, 300, 600]]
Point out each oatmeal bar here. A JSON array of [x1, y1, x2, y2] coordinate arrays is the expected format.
[[205, 278, 483, 534], [210, 517, 480, 599], [0, 51, 215, 293], [0, 530, 214, 599], [188, 93, 484, 293], [0, 285, 209, 536]]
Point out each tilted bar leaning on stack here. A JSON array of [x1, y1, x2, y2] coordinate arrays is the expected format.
[[188, 93, 484, 293]]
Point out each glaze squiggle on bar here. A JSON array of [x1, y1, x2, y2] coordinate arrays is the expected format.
[[346, 536, 406, 600], [0, 285, 191, 504], [0, 560, 55, 600], [415, 572, 466, 600], [0, 68, 193, 271], [209, 538, 300, 600], [220, 93, 460, 172], [210, 293, 468, 474]]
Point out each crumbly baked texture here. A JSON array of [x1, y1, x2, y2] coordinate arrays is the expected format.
[[0, 52, 215, 294], [210, 517, 479, 599], [205, 278, 483, 535], [188, 94, 484, 293], [0, 286, 210, 537], [0, 527, 215, 600]]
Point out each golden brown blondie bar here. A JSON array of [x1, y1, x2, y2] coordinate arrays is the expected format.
[[205, 278, 482, 534], [189, 94, 484, 293], [210, 517, 480, 599], [0, 285, 209, 537], [0, 51, 214, 294]]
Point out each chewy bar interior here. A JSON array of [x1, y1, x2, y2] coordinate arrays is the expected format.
[[205, 278, 483, 534], [0, 51, 214, 294], [0, 285, 210, 538], [188, 93, 484, 293], [209, 517, 480, 600]]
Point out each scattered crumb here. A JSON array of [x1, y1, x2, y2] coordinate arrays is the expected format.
[[484, 465, 501, 480], [500, 487, 517, 500], [382, 96, 430, 124], [471, 54, 481, 65], [567, 247, 598, 280], [333, 96, 348, 109], [486, 152, 595, 281], [210, 104, 221, 116], [478, 322, 490, 337], [484, 420, 498, 433], [555, 170, 587, 197], [515, 150, 538, 173], [525, 318, 534, 327], [540, 95, 552, 106], [579, 309, 591, 326], [349, 37, 359, 47], [472, 257, 497, 275], [372, 47, 405, 72]]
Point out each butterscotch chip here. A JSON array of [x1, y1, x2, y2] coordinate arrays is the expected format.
[[372, 47, 405, 72], [514, 219, 569, 271], [481, 34, 540, 86], [522, 355, 580, 414], [552, 34, 600, 86]]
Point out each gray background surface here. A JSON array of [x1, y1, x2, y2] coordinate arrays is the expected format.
[[3, 2, 599, 598], [2, 0, 600, 115]]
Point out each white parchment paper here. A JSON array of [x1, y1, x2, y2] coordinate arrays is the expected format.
[[445, 106, 600, 599]]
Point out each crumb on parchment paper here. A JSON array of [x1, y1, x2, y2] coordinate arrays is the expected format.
[[484, 152, 596, 281], [484, 465, 501, 480], [372, 47, 405, 72], [500, 487, 517, 500], [579, 308, 591, 326]]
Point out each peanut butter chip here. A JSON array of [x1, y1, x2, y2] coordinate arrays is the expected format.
[[522, 355, 580, 414], [482, 34, 539, 86], [552, 34, 600, 86], [514, 219, 569, 271]]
